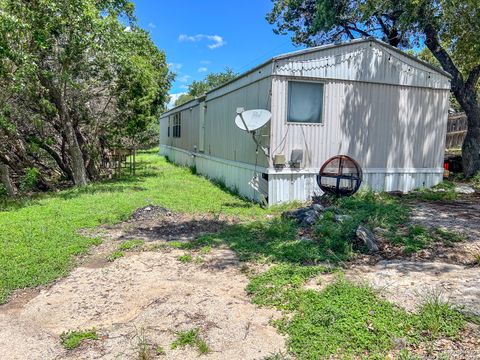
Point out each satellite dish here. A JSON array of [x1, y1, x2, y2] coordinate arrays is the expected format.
[[235, 109, 271, 132]]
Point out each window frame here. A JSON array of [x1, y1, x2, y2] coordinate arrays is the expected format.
[[285, 79, 326, 126], [172, 112, 181, 138]]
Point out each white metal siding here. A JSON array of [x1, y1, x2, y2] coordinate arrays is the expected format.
[[203, 77, 272, 167], [270, 77, 449, 171], [160, 104, 200, 152], [273, 41, 450, 90]]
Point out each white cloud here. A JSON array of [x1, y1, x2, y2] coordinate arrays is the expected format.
[[198, 67, 208, 73], [177, 74, 191, 83], [168, 63, 183, 71], [148, 22, 156, 29], [178, 34, 226, 49], [167, 93, 186, 109], [124, 26, 132, 32]]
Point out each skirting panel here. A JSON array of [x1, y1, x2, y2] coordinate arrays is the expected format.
[[161, 146, 443, 205], [268, 169, 443, 205], [160, 145, 266, 202]]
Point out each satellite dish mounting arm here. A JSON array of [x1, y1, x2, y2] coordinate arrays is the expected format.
[[236, 108, 269, 157]]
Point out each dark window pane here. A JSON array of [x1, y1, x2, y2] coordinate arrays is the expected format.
[[288, 81, 324, 123]]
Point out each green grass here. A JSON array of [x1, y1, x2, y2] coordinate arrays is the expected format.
[[247, 265, 465, 359], [406, 182, 458, 201], [171, 328, 210, 354], [60, 329, 98, 350], [390, 225, 464, 254], [177, 254, 193, 263], [0, 152, 270, 303], [118, 239, 144, 251], [106, 250, 125, 262]]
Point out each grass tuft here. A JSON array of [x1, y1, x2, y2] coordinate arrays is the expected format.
[[106, 250, 124, 262], [171, 328, 210, 354], [415, 293, 465, 339], [60, 329, 98, 350], [118, 239, 144, 251], [177, 254, 193, 263]]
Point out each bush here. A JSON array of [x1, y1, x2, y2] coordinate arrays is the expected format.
[[19, 167, 40, 192]]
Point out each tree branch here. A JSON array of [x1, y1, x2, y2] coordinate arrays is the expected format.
[[465, 65, 480, 92]]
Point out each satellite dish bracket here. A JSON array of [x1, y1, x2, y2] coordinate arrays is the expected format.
[[237, 110, 269, 156]]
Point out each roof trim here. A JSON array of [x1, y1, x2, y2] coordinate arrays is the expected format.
[[273, 38, 452, 78], [162, 38, 452, 116]]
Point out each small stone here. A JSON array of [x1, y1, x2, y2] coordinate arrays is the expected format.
[[303, 215, 317, 226], [455, 185, 475, 194], [305, 210, 319, 219], [356, 225, 379, 252], [334, 214, 352, 223], [312, 203, 325, 212]]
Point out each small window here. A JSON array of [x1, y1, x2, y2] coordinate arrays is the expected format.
[[167, 118, 170, 137], [172, 113, 181, 138], [287, 81, 324, 123]]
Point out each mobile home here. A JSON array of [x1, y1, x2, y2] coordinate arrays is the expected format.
[[160, 38, 451, 205]]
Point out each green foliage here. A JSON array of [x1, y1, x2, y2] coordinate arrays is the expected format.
[[247, 265, 465, 359], [0, 0, 172, 189], [246, 264, 329, 309], [406, 182, 458, 201], [106, 250, 124, 262], [60, 329, 98, 350], [177, 254, 193, 263], [415, 294, 465, 339], [174, 93, 195, 106], [472, 172, 480, 189], [19, 168, 40, 192], [187, 68, 237, 97], [0, 184, 6, 197], [191, 218, 332, 264], [313, 191, 410, 258], [118, 239, 144, 251], [171, 328, 210, 354], [267, 0, 415, 47]]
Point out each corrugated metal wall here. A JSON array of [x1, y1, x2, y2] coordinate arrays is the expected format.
[[203, 77, 272, 167], [269, 77, 449, 171], [159, 103, 200, 152], [273, 41, 450, 90]]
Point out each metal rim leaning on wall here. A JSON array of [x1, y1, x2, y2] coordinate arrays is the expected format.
[[316, 155, 363, 196]]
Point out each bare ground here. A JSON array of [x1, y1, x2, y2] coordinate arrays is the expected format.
[[0, 208, 285, 360]]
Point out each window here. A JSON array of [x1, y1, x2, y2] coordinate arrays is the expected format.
[[167, 118, 170, 137], [172, 113, 181, 138], [287, 81, 324, 124]]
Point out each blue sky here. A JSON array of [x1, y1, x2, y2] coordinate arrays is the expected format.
[[133, 0, 302, 106]]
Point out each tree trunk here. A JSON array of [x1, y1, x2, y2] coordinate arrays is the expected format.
[[0, 162, 17, 197], [422, 22, 480, 177], [461, 105, 480, 177], [39, 143, 74, 181], [65, 120, 88, 186]]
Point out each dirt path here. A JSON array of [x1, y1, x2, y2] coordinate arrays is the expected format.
[[0, 207, 285, 359], [0, 249, 284, 360]]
